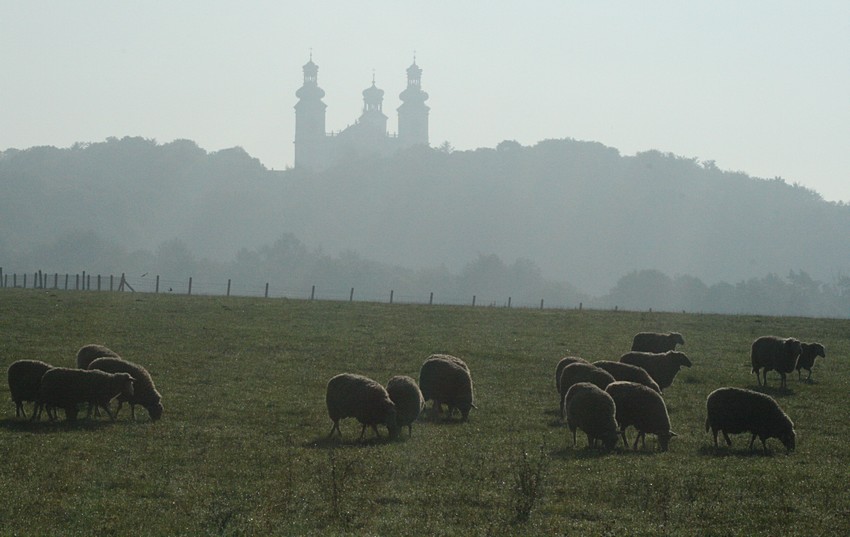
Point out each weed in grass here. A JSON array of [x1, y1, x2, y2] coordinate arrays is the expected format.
[[509, 443, 549, 523]]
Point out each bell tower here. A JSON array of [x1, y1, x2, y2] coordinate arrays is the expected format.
[[397, 56, 430, 147], [293, 54, 327, 168]]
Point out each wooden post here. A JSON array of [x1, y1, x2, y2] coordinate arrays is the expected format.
[[350, 288, 354, 302], [508, 297, 512, 308], [310, 285, 315, 301], [87, 274, 91, 291], [579, 302, 582, 311], [227, 279, 231, 297], [13, 273, 18, 288], [82, 271, 86, 290], [23, 273, 27, 289], [155, 275, 160, 294], [54, 273, 58, 289], [429, 292, 434, 305], [188, 277, 192, 295], [390, 290, 394, 304], [0, 267, 3, 287], [472, 295, 476, 307], [65, 274, 69, 290], [110, 275, 114, 291], [97, 275, 101, 291], [264, 283, 269, 298], [540, 299, 544, 310]]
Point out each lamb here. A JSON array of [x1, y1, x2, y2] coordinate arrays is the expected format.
[[564, 382, 619, 451], [631, 332, 685, 353], [605, 381, 676, 452], [88, 357, 163, 421], [554, 355, 589, 393], [35, 367, 135, 422], [419, 355, 476, 421], [75, 344, 121, 369], [796, 342, 826, 381], [592, 360, 661, 393], [326, 373, 399, 440], [7, 359, 54, 418], [705, 387, 795, 453], [558, 362, 615, 417], [385, 375, 424, 436], [619, 351, 692, 392], [750, 336, 802, 389]]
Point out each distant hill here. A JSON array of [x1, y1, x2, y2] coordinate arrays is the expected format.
[[1, 136, 849, 304]]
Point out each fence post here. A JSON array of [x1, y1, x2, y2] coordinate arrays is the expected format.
[[350, 288, 354, 302], [54, 273, 58, 289], [472, 295, 476, 307], [23, 273, 27, 289], [390, 290, 394, 304], [156, 275, 160, 294], [310, 285, 316, 301], [82, 271, 86, 290], [227, 279, 231, 297], [188, 277, 192, 295], [65, 274, 69, 290], [508, 297, 512, 308], [264, 283, 269, 298], [0, 267, 3, 287], [110, 275, 114, 291], [97, 275, 101, 291], [429, 292, 433, 305], [540, 299, 544, 310]]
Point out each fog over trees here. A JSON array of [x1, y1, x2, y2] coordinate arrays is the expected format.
[[2, 136, 849, 316]]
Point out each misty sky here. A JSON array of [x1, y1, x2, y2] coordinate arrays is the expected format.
[[3, 2, 849, 202]]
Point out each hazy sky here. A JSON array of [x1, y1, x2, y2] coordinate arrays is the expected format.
[[3, 2, 849, 202]]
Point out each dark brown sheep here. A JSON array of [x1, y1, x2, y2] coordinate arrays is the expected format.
[[88, 357, 163, 421], [419, 355, 476, 421], [564, 382, 619, 451], [605, 381, 676, 452], [75, 344, 120, 369], [705, 387, 795, 453], [751, 336, 802, 389], [619, 351, 692, 392], [7, 360, 54, 418], [386, 375, 424, 436], [796, 342, 826, 381], [592, 360, 661, 393], [630, 332, 685, 353], [326, 373, 399, 440], [35, 367, 135, 422]]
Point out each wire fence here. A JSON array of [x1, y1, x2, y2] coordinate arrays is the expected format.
[[0, 267, 587, 311]]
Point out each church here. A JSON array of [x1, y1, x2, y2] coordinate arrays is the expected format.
[[293, 56, 430, 170]]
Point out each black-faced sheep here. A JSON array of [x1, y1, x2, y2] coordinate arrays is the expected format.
[[619, 351, 692, 392], [559, 362, 616, 417], [386, 375, 424, 436], [7, 359, 54, 418], [592, 360, 661, 393], [796, 342, 826, 381], [419, 355, 476, 421], [750, 336, 802, 389], [75, 344, 121, 369], [554, 355, 589, 393], [326, 373, 399, 440], [35, 367, 135, 422], [564, 382, 619, 451], [631, 332, 685, 353], [705, 387, 795, 453], [88, 357, 163, 421], [605, 381, 676, 452]]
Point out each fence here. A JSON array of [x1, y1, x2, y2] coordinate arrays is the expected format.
[[0, 267, 586, 311]]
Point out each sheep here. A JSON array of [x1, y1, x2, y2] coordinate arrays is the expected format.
[[75, 344, 120, 369], [631, 332, 685, 353], [619, 351, 692, 392], [35, 367, 135, 422], [558, 362, 615, 417], [705, 387, 795, 453], [326, 373, 399, 440], [751, 336, 802, 389], [796, 342, 826, 382], [592, 360, 662, 393], [554, 355, 589, 393], [605, 381, 676, 452], [88, 357, 163, 421], [7, 359, 54, 418], [419, 355, 476, 421], [386, 375, 424, 436], [564, 382, 619, 451]]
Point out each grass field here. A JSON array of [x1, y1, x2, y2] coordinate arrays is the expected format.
[[0, 288, 848, 536]]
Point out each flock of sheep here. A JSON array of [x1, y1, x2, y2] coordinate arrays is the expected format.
[[325, 331, 826, 455], [7, 344, 163, 422]]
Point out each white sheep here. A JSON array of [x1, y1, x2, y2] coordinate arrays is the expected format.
[[558, 362, 615, 417], [564, 382, 619, 451], [592, 360, 661, 393], [554, 355, 589, 393], [605, 381, 676, 451], [419, 355, 476, 421], [88, 357, 163, 421], [75, 344, 121, 369], [326, 373, 399, 440], [386, 375, 424, 436]]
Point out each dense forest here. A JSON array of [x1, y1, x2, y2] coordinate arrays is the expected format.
[[2, 136, 849, 316]]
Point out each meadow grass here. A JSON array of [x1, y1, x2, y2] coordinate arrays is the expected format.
[[0, 288, 848, 536]]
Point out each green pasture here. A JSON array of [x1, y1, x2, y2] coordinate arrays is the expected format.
[[0, 289, 848, 536]]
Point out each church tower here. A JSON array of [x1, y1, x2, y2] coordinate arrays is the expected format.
[[293, 55, 327, 169], [397, 58, 430, 147], [358, 74, 389, 137]]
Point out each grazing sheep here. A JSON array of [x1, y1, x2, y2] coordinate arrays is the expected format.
[[796, 342, 826, 381], [7, 360, 54, 418], [592, 360, 662, 393], [605, 381, 676, 452], [559, 362, 615, 417], [386, 375, 424, 436], [619, 351, 692, 392], [631, 332, 685, 353], [705, 387, 795, 453], [35, 367, 135, 422], [554, 355, 589, 393], [419, 355, 476, 421], [564, 382, 619, 451], [326, 373, 399, 440], [751, 336, 802, 389], [88, 357, 163, 421], [75, 344, 120, 369]]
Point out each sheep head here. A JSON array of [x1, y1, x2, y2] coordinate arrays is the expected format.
[[670, 352, 692, 368]]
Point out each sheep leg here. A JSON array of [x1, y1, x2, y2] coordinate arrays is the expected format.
[[722, 431, 732, 447], [29, 402, 41, 422], [620, 428, 628, 448], [358, 424, 368, 441], [748, 434, 757, 451], [431, 400, 443, 421], [371, 424, 380, 438], [327, 420, 341, 438]]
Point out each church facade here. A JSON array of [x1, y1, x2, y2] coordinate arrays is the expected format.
[[293, 57, 430, 170]]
